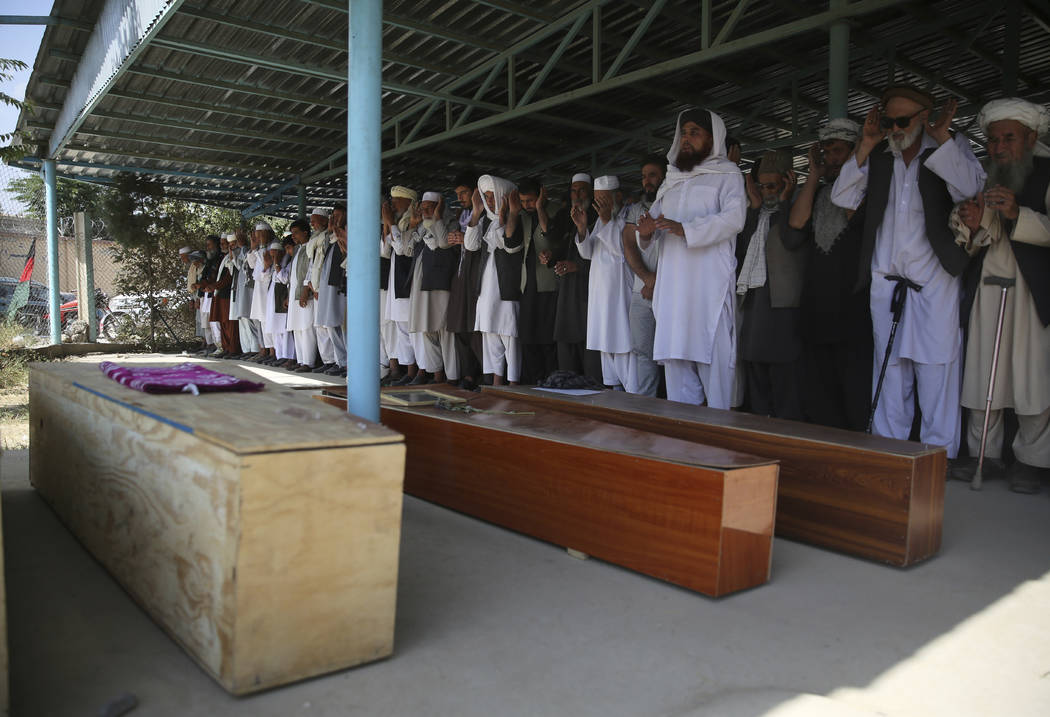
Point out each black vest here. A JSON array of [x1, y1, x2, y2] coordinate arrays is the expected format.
[[860, 141, 970, 288], [419, 225, 458, 292], [1003, 156, 1050, 326], [474, 216, 525, 302]]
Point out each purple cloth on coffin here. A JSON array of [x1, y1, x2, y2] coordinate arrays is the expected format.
[[99, 361, 265, 394]]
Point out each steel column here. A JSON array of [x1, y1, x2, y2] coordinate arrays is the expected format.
[[298, 185, 307, 218], [828, 0, 850, 118], [347, 0, 382, 422], [43, 159, 61, 344]]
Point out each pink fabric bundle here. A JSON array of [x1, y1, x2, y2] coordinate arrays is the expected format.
[[99, 361, 264, 395]]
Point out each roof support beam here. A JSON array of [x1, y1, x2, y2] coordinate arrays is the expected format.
[[16, 157, 281, 187], [49, 0, 189, 157], [383, 0, 912, 160], [175, 5, 345, 52], [713, 0, 751, 46], [128, 66, 345, 109], [518, 12, 589, 107], [63, 143, 297, 176], [88, 108, 343, 148], [150, 37, 345, 82], [72, 126, 307, 161], [104, 88, 345, 131], [603, 0, 668, 80], [0, 15, 92, 30]]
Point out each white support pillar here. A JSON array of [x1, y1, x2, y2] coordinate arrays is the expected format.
[[74, 211, 97, 342]]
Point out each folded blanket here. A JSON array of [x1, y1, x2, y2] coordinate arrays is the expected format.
[[99, 361, 264, 395]]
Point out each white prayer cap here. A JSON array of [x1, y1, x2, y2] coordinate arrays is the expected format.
[[978, 98, 1050, 136], [254, 221, 272, 232], [818, 117, 860, 144], [570, 173, 592, 185], [283, 231, 292, 238], [390, 185, 418, 201], [268, 242, 282, 251], [594, 175, 619, 191], [421, 191, 441, 203], [310, 207, 331, 217], [178, 246, 192, 255]]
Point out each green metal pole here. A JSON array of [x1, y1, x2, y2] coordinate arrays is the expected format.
[[298, 184, 307, 219], [828, 0, 849, 119]]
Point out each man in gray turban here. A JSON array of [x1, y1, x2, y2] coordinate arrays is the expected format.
[[950, 98, 1050, 493]]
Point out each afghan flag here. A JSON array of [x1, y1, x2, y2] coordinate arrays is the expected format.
[[5, 239, 36, 322]]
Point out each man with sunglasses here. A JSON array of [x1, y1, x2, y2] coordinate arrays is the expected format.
[[831, 84, 985, 457]]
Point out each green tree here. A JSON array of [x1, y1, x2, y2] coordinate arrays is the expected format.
[[5, 172, 113, 225], [0, 59, 31, 163], [101, 174, 242, 349]]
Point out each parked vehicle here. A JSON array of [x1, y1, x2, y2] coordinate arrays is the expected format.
[[0, 277, 67, 334]]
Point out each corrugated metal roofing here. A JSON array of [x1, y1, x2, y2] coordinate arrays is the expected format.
[[11, 0, 1050, 217]]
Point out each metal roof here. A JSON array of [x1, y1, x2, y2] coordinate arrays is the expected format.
[[10, 0, 1050, 217]]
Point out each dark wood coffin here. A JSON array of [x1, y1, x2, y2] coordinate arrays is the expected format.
[[485, 387, 945, 567], [321, 388, 779, 597]]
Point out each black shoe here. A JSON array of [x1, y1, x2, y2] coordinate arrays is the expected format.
[[313, 363, 335, 374], [948, 456, 1005, 482], [1008, 462, 1046, 494], [409, 372, 432, 386], [394, 373, 416, 386], [324, 365, 344, 375]]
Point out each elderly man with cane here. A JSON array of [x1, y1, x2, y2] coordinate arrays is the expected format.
[[832, 85, 985, 457], [950, 98, 1050, 494]]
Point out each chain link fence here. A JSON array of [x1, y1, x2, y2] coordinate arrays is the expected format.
[[0, 164, 122, 345]]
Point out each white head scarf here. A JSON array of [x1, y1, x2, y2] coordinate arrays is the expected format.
[[978, 98, 1050, 157], [477, 174, 516, 224], [818, 118, 861, 144], [657, 108, 740, 203]]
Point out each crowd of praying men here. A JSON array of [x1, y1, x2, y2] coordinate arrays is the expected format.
[[180, 203, 350, 376], [180, 84, 1050, 495]]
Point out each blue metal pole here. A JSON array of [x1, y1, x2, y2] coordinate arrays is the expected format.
[[346, 0, 382, 422], [43, 158, 61, 345]]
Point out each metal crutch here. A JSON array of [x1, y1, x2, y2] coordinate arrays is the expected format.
[[868, 274, 923, 434], [971, 275, 1015, 491]]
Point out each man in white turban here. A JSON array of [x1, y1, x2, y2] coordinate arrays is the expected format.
[[950, 97, 1050, 493], [783, 117, 873, 431], [381, 186, 421, 384], [636, 107, 747, 408], [464, 175, 524, 384], [831, 84, 985, 457], [574, 175, 634, 389]]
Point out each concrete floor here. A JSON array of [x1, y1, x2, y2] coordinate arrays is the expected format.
[[3, 445, 1049, 717]]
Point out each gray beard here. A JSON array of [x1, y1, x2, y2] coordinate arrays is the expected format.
[[985, 150, 1034, 194], [762, 195, 780, 211], [888, 123, 923, 153]]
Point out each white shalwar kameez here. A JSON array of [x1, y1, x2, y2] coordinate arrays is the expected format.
[[311, 235, 346, 368], [408, 218, 458, 378], [832, 132, 984, 457], [578, 213, 634, 388], [645, 110, 747, 409], [264, 259, 295, 360], [286, 245, 317, 365], [384, 223, 416, 365], [379, 234, 396, 370], [465, 175, 521, 382]]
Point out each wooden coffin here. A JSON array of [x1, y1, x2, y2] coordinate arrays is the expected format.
[[355, 388, 777, 597], [486, 387, 945, 567], [29, 362, 406, 695]]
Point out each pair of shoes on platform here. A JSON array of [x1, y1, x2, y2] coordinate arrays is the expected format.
[[312, 363, 335, 374], [409, 372, 433, 386], [211, 351, 228, 359], [281, 359, 299, 370], [250, 352, 268, 363], [295, 363, 318, 373], [1008, 462, 1048, 494], [459, 377, 479, 392], [948, 456, 1005, 482], [380, 373, 402, 387], [323, 364, 344, 376]]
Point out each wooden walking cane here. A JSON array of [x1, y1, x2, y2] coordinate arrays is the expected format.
[[972, 275, 1015, 491]]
